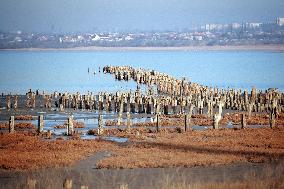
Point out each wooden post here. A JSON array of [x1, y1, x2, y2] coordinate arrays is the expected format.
[[156, 114, 160, 132], [207, 100, 213, 118], [31, 93, 36, 108], [6, 95, 11, 110], [184, 114, 191, 131], [63, 179, 73, 189], [126, 112, 131, 133], [14, 95, 18, 109], [146, 102, 152, 114], [241, 114, 246, 129], [27, 178, 37, 189], [60, 104, 64, 111], [97, 114, 104, 135], [119, 184, 129, 189], [9, 116, 15, 133], [38, 115, 44, 133], [118, 101, 124, 125], [213, 114, 220, 130], [67, 115, 74, 136], [269, 112, 276, 129], [248, 103, 253, 119]]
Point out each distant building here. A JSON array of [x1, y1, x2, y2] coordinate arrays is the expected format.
[[125, 36, 133, 40], [205, 24, 223, 31], [14, 36, 22, 42], [91, 34, 100, 41], [276, 17, 284, 26], [194, 35, 203, 41], [246, 22, 262, 29], [231, 23, 241, 29]]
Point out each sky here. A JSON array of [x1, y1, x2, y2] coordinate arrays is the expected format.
[[0, 0, 283, 33]]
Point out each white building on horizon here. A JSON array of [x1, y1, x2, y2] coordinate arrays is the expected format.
[[277, 17, 284, 26]]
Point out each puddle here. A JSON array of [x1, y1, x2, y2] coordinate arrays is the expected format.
[[247, 125, 268, 129], [81, 134, 128, 142], [47, 133, 128, 143]]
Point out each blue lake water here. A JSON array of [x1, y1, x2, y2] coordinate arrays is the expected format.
[[0, 50, 284, 94]]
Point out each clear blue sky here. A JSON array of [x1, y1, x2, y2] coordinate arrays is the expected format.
[[0, 0, 283, 33]]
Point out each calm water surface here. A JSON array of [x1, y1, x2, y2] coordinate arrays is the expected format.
[[0, 50, 284, 93]]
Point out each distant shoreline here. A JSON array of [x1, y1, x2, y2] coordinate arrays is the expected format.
[[1, 45, 284, 52]]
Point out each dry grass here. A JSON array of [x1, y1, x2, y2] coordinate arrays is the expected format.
[[153, 162, 284, 189], [0, 132, 115, 170], [97, 127, 284, 169], [157, 179, 284, 189], [0, 122, 35, 129], [1, 126, 284, 171], [15, 115, 34, 120]]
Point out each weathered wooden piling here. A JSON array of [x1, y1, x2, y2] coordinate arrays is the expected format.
[[241, 114, 246, 129], [13, 95, 18, 109], [67, 115, 74, 136], [146, 101, 152, 114], [248, 103, 253, 119], [6, 95, 11, 110], [31, 93, 36, 108], [97, 114, 104, 135], [26, 178, 37, 189], [269, 112, 276, 129], [9, 116, 15, 133], [63, 179, 73, 189], [213, 114, 221, 129], [60, 104, 64, 111], [119, 184, 129, 189], [156, 114, 161, 132], [117, 102, 123, 126], [184, 114, 191, 131], [207, 100, 213, 118], [126, 112, 131, 132], [38, 115, 44, 133]]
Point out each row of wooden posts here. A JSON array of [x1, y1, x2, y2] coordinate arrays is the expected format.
[[3, 87, 282, 119], [1, 65, 282, 132], [6, 108, 276, 136], [103, 65, 284, 115], [2, 66, 283, 118], [7, 112, 132, 136]]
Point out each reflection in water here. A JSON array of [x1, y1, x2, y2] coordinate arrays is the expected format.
[[0, 159, 283, 189]]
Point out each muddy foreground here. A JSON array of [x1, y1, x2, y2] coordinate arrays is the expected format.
[[0, 127, 284, 188]]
